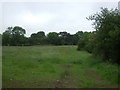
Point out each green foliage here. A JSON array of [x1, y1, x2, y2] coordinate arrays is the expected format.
[[29, 31, 48, 45], [47, 32, 61, 45], [2, 27, 83, 46], [89, 8, 120, 64], [12, 26, 26, 35], [78, 8, 120, 64], [28, 31, 83, 46], [59, 32, 71, 45], [2, 27, 13, 46], [77, 32, 95, 53], [1, 21, 84, 46], [2, 26, 27, 46]]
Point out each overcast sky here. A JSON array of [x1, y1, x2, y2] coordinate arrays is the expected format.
[[0, 1, 119, 37]]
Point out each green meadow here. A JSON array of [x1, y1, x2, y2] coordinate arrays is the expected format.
[[2, 46, 119, 88]]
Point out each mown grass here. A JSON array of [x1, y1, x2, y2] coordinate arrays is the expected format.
[[2, 46, 119, 88]]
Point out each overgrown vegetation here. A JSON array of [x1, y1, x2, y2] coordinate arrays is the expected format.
[[77, 8, 120, 64]]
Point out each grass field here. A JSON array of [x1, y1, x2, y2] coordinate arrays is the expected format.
[[2, 46, 119, 88]]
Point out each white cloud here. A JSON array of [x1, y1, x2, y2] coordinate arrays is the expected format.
[[21, 11, 54, 24], [0, 1, 119, 36]]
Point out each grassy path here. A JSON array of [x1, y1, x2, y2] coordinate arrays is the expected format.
[[55, 64, 77, 88], [2, 46, 119, 88]]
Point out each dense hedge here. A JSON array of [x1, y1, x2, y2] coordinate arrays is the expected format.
[[77, 8, 120, 64]]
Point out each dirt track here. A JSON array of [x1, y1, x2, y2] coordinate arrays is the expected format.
[[55, 64, 77, 88], [54, 64, 117, 88]]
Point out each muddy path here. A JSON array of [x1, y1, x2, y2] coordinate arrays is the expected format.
[[54, 64, 77, 88]]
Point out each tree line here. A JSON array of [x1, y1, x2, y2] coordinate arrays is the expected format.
[[2, 26, 84, 46], [77, 8, 120, 64]]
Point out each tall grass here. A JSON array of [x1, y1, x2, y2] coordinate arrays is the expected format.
[[2, 46, 119, 88]]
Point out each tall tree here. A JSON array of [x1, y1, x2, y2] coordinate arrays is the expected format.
[[29, 31, 47, 45], [2, 27, 13, 46], [58, 32, 71, 45], [87, 8, 120, 64], [11, 26, 26, 45], [12, 26, 26, 35], [47, 32, 61, 45], [37, 31, 45, 38], [74, 31, 84, 45], [2, 26, 26, 46]]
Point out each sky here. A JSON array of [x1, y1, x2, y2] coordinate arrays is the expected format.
[[0, 0, 119, 37]]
